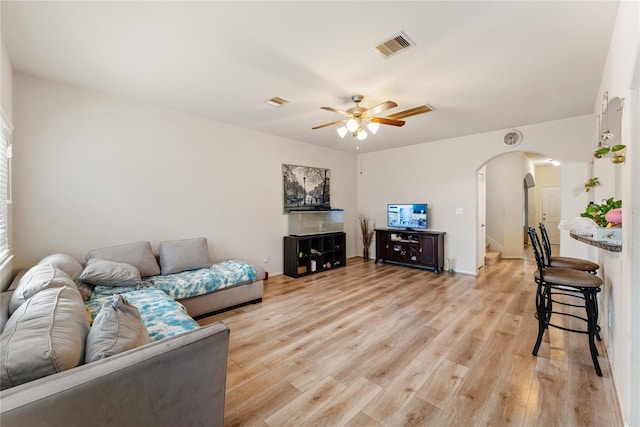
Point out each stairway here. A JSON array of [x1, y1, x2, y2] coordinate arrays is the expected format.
[[485, 243, 502, 265]]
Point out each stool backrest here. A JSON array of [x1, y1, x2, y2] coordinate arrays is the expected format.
[[527, 227, 546, 275], [538, 223, 553, 266]]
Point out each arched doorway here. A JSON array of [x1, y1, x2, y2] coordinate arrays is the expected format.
[[477, 151, 559, 269]]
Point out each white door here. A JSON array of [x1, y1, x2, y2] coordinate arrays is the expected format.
[[541, 186, 560, 245], [477, 168, 486, 270]]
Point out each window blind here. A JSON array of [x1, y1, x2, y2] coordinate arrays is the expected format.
[[0, 110, 12, 263]]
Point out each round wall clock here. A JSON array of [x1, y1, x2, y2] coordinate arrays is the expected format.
[[502, 130, 523, 147]]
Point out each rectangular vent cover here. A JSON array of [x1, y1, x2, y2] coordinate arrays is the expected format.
[[374, 31, 415, 58], [266, 96, 289, 107]]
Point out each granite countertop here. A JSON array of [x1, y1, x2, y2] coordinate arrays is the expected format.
[[570, 231, 622, 252]]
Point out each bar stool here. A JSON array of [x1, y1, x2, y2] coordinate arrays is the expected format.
[[539, 223, 599, 273], [527, 227, 604, 376]]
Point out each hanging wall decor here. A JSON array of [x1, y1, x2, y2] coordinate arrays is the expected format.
[[282, 164, 331, 213], [593, 92, 625, 163]]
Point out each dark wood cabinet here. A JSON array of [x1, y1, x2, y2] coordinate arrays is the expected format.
[[374, 229, 445, 273], [284, 232, 346, 278]]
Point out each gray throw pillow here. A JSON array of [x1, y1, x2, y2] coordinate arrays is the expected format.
[[86, 241, 160, 277], [9, 264, 78, 315], [1, 287, 90, 390], [79, 258, 142, 287], [85, 294, 150, 363], [75, 281, 95, 302], [37, 253, 84, 283], [158, 237, 211, 275]]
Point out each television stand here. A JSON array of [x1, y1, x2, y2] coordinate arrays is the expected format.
[[374, 228, 445, 273]]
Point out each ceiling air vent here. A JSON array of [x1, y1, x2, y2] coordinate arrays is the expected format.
[[265, 96, 289, 107], [374, 31, 415, 58]]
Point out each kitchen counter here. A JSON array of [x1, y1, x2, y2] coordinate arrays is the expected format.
[[570, 231, 622, 252]]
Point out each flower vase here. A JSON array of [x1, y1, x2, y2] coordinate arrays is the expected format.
[[363, 247, 370, 260], [447, 257, 456, 275]]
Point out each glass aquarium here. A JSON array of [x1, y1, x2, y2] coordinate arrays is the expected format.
[[288, 209, 344, 236]]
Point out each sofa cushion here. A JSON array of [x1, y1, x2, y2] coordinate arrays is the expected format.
[[9, 265, 77, 315], [0, 287, 90, 390], [0, 291, 11, 334], [37, 253, 84, 283], [87, 241, 160, 277], [79, 258, 142, 287], [158, 237, 211, 275], [85, 294, 150, 363]]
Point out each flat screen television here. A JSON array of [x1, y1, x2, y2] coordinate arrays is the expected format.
[[387, 203, 428, 230]]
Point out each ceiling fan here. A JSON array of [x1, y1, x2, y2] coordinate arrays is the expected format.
[[311, 94, 434, 142]]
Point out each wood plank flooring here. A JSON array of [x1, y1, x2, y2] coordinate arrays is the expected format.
[[198, 256, 623, 426]]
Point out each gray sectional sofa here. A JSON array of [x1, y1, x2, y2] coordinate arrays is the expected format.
[[0, 237, 265, 426], [0, 322, 230, 427]]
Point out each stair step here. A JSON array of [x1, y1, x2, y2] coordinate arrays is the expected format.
[[485, 249, 502, 265]]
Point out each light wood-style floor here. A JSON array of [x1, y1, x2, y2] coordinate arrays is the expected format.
[[199, 256, 623, 426]]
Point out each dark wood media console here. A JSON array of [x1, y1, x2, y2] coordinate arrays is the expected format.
[[375, 228, 445, 273]]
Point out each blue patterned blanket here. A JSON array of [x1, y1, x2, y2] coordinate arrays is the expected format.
[[85, 289, 199, 342], [90, 260, 257, 300]]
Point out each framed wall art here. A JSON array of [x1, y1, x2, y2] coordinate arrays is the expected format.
[[283, 164, 330, 213]]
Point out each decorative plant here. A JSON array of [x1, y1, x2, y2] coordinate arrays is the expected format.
[[593, 93, 626, 163], [580, 197, 622, 227], [358, 213, 375, 258], [584, 177, 600, 192], [593, 144, 626, 163]]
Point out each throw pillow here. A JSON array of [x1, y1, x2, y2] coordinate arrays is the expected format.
[[0, 287, 90, 390], [84, 294, 150, 363], [158, 237, 211, 275], [8, 264, 77, 315], [86, 241, 160, 277], [37, 253, 84, 283], [79, 258, 142, 287], [75, 281, 95, 302]]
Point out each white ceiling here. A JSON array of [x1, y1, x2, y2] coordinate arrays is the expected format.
[[1, 1, 620, 153]]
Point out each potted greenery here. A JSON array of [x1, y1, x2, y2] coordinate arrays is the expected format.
[[358, 213, 375, 260], [580, 197, 622, 227], [584, 177, 600, 192]]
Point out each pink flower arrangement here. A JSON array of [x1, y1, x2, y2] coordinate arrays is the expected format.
[[605, 208, 622, 226]]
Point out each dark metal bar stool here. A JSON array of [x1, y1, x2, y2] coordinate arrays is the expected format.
[[527, 227, 604, 376], [539, 223, 599, 273]]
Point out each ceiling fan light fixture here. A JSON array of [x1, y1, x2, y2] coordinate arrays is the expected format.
[[312, 94, 433, 149], [346, 118, 359, 132], [367, 121, 379, 134]]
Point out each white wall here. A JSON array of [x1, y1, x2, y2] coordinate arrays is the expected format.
[[12, 73, 358, 274], [357, 115, 594, 275], [1, 40, 12, 120], [591, 2, 640, 425], [485, 155, 506, 252]]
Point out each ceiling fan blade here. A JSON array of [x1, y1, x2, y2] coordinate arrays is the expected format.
[[312, 119, 346, 130], [366, 100, 398, 116], [386, 104, 434, 120], [370, 117, 406, 127], [321, 106, 348, 115]]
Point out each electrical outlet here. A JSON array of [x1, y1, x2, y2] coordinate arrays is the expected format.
[[263, 256, 269, 263], [456, 208, 464, 215]]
